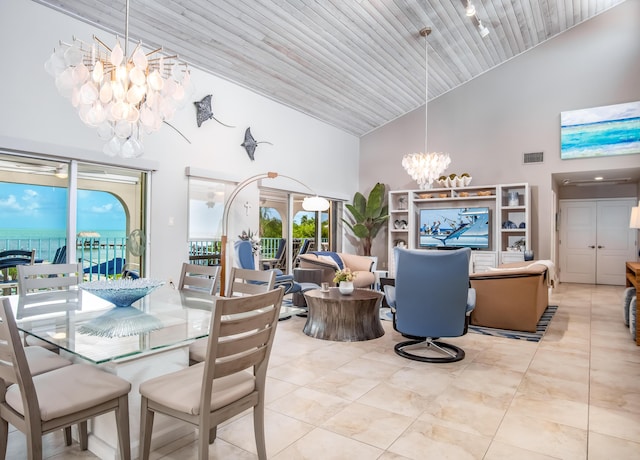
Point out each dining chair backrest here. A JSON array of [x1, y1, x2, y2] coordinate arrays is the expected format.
[[205, 286, 284, 382], [16, 263, 82, 318], [17, 263, 82, 295], [227, 267, 276, 296], [0, 297, 132, 460], [178, 262, 220, 294]]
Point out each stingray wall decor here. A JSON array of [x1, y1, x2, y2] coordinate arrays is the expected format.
[[241, 127, 273, 161], [194, 94, 235, 128]]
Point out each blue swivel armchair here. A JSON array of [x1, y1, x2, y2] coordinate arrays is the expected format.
[[234, 240, 318, 297], [384, 247, 476, 363]]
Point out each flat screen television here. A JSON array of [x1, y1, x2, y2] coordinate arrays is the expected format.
[[419, 207, 490, 249]]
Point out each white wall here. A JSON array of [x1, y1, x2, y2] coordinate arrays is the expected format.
[[361, 0, 640, 266], [0, 0, 360, 280]]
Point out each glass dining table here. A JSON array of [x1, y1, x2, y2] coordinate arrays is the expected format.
[[9, 284, 214, 364], [7, 284, 216, 459]]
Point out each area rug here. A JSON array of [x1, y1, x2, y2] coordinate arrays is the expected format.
[[379, 305, 558, 343], [468, 305, 558, 342]]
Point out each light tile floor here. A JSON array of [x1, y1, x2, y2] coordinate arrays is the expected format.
[[6, 283, 640, 459]]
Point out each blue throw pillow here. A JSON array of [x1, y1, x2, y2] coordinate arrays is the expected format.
[[630, 296, 637, 341]]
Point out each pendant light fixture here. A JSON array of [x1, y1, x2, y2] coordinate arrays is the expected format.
[[402, 27, 451, 190], [44, 0, 191, 158]]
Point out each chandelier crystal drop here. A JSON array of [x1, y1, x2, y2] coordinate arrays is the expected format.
[[401, 152, 451, 190], [44, 1, 191, 158]]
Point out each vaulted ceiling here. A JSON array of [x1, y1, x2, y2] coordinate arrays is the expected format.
[[34, 0, 627, 137]]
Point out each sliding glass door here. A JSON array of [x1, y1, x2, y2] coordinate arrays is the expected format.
[[0, 152, 149, 280]]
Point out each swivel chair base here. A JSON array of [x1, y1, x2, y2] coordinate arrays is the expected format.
[[394, 338, 465, 363]]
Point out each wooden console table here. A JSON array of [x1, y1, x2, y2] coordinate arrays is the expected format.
[[625, 262, 640, 346]]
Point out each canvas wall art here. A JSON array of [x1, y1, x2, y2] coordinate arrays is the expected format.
[[560, 101, 640, 160]]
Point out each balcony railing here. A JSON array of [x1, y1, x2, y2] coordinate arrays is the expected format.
[[0, 237, 127, 281], [187, 237, 328, 268], [0, 235, 330, 283]]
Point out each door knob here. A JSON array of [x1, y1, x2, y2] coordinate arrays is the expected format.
[[588, 245, 595, 248], [597, 245, 604, 249]]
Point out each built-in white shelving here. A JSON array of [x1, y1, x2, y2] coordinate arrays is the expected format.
[[387, 183, 530, 275]]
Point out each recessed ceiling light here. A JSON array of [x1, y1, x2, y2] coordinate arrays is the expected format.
[[594, 176, 603, 180]]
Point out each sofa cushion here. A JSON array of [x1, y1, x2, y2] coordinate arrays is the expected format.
[[310, 251, 344, 269]]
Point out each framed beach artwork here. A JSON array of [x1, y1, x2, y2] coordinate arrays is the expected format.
[[560, 101, 640, 160]]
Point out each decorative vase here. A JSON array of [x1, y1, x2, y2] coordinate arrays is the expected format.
[[338, 281, 354, 295]]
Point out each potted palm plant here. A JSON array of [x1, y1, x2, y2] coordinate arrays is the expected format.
[[342, 182, 389, 256]]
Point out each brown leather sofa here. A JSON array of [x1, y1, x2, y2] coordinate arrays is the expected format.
[[297, 252, 375, 288], [469, 261, 549, 332]]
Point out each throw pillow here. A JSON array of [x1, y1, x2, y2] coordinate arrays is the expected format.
[[622, 287, 636, 326]]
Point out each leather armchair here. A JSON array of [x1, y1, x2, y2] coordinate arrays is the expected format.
[[384, 247, 475, 363]]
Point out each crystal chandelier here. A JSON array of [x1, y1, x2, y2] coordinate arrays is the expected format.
[[402, 27, 450, 190], [44, 0, 191, 158]]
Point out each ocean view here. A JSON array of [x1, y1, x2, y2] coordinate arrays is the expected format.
[[0, 228, 126, 239]]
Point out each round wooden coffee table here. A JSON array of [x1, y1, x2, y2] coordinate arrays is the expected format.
[[303, 288, 384, 341]]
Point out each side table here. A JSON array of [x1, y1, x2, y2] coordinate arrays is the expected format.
[[303, 288, 384, 341]]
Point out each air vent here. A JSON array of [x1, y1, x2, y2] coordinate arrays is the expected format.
[[523, 152, 544, 164]]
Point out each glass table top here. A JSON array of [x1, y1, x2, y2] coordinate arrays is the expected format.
[[9, 285, 214, 364]]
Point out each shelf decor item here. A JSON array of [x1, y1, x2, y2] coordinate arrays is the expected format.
[[437, 174, 472, 188], [508, 192, 519, 206]]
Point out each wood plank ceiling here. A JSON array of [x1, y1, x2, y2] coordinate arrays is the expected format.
[[33, 0, 627, 136]]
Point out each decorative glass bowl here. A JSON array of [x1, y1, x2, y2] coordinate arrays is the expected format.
[[79, 278, 165, 308]]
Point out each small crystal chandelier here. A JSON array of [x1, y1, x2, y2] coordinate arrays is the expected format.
[[402, 27, 450, 190], [44, 0, 191, 158]]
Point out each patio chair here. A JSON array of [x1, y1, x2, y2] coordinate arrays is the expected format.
[[262, 238, 286, 270], [235, 240, 320, 296], [139, 288, 284, 460], [293, 238, 311, 267], [0, 249, 36, 294], [51, 245, 67, 264], [83, 257, 125, 278], [0, 298, 132, 460]]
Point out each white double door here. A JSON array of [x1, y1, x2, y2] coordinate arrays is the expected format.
[[559, 199, 637, 285]]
